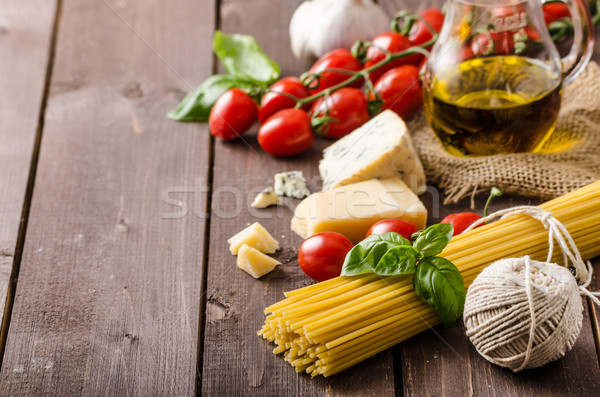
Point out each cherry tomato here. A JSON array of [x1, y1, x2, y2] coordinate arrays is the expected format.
[[298, 232, 354, 281], [409, 8, 445, 47], [257, 108, 314, 156], [417, 54, 429, 72], [543, 2, 570, 25], [472, 31, 515, 56], [209, 88, 258, 141], [441, 212, 482, 236], [372, 65, 423, 120], [311, 88, 370, 139], [523, 26, 541, 42], [366, 219, 419, 240], [306, 49, 363, 94], [454, 42, 475, 63], [364, 32, 421, 84], [259, 77, 310, 123]]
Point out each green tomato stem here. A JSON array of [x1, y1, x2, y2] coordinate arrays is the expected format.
[[483, 187, 503, 218], [295, 44, 433, 108]]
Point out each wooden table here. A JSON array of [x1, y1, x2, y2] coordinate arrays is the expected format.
[[0, 0, 599, 395]]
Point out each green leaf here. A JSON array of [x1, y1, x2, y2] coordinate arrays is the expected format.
[[341, 232, 413, 276], [375, 245, 417, 276], [413, 223, 453, 257], [213, 31, 280, 85], [167, 75, 251, 122], [413, 257, 465, 327]]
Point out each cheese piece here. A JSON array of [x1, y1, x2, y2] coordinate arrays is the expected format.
[[274, 171, 310, 199], [251, 187, 282, 208], [318, 110, 426, 195], [227, 222, 280, 255], [291, 177, 427, 243], [237, 244, 280, 278]]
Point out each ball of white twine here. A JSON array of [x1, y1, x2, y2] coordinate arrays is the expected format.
[[462, 206, 600, 372]]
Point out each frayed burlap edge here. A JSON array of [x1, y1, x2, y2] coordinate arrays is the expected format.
[[409, 62, 600, 204]]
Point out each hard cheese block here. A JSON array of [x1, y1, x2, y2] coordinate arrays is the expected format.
[[319, 110, 426, 195], [251, 187, 281, 208], [291, 177, 427, 243], [227, 222, 280, 255], [237, 244, 280, 278]]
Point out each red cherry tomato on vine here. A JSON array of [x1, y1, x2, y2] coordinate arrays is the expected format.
[[298, 232, 354, 281], [364, 32, 421, 84], [543, 2, 570, 25], [307, 49, 363, 94], [257, 108, 314, 156], [366, 219, 419, 240], [454, 42, 475, 63], [417, 54, 428, 71], [409, 8, 445, 47], [209, 88, 258, 141], [259, 77, 310, 123], [372, 65, 423, 120], [311, 88, 370, 139], [524, 26, 541, 42], [472, 31, 515, 56], [441, 212, 482, 236]]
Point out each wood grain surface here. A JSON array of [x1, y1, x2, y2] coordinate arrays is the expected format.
[[0, 0, 57, 351], [0, 0, 213, 395], [200, 1, 396, 395], [0, 0, 599, 395]]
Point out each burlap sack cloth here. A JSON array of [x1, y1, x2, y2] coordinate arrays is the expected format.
[[410, 62, 600, 204]]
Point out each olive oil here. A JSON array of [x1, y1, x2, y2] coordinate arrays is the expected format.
[[423, 56, 562, 156]]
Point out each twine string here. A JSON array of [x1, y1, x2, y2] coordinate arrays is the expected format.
[[463, 206, 597, 292], [464, 206, 600, 369]]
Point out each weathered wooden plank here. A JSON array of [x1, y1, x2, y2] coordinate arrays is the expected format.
[[0, 0, 214, 394], [200, 0, 396, 395], [0, 0, 57, 348], [401, 303, 600, 396]]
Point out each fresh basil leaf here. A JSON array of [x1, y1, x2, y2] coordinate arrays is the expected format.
[[413, 256, 465, 327], [213, 31, 280, 85], [413, 223, 454, 257], [411, 230, 423, 242], [167, 75, 251, 122], [379, 232, 412, 246], [341, 232, 412, 276], [374, 245, 417, 275]]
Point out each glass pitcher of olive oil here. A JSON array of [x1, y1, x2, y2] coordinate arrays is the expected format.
[[423, 0, 594, 156]]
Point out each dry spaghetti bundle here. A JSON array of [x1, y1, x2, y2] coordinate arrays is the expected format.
[[259, 181, 600, 377]]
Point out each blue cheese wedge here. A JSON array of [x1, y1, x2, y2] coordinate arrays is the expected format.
[[251, 187, 282, 208], [274, 171, 310, 199], [318, 110, 426, 195]]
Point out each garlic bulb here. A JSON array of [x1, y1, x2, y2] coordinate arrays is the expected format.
[[290, 0, 390, 64]]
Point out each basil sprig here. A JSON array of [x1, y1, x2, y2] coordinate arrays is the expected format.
[[168, 75, 253, 122], [342, 233, 416, 276], [341, 223, 465, 327], [168, 31, 280, 122], [213, 31, 281, 84]]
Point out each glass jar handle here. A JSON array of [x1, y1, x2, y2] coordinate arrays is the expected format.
[[559, 0, 595, 83]]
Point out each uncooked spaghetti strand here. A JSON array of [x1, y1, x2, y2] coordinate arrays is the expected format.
[[280, 276, 407, 319]]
